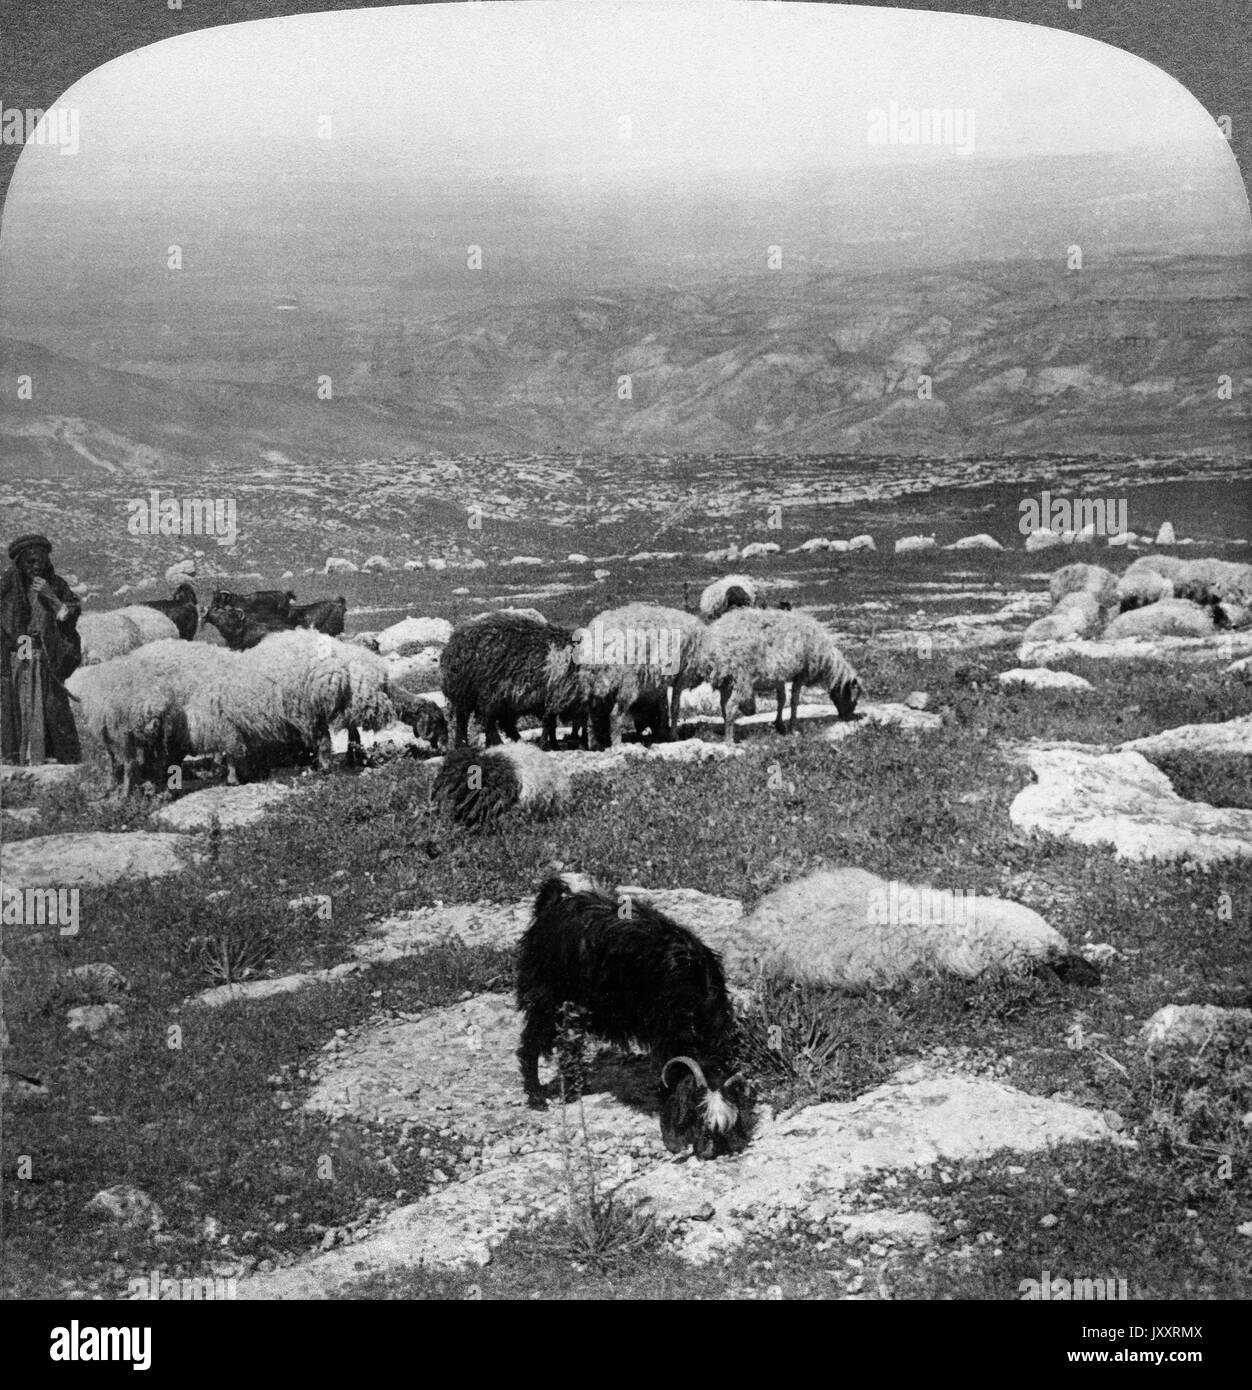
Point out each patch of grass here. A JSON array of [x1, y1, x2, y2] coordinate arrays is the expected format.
[[1144, 751, 1252, 810]]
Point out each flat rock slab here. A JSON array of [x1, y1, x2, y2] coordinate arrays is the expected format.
[[1, 831, 195, 888], [151, 783, 297, 832], [189, 962, 362, 1009], [1120, 714, 1251, 759], [239, 1021, 1121, 1298], [823, 702, 943, 739], [1018, 632, 1252, 665], [998, 668, 1094, 692], [1011, 747, 1252, 864]]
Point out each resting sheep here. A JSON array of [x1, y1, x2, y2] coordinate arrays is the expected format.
[[1102, 598, 1215, 640], [432, 741, 569, 827], [516, 876, 750, 1159], [686, 606, 860, 744], [735, 868, 1100, 990], [1048, 564, 1117, 611]]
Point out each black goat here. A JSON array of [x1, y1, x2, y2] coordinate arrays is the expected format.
[[516, 877, 750, 1159], [290, 596, 347, 637], [210, 587, 296, 619], [140, 583, 199, 640], [203, 604, 291, 650]]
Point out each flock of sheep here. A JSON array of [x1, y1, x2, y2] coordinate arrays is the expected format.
[[67, 570, 862, 795], [1024, 555, 1252, 643]]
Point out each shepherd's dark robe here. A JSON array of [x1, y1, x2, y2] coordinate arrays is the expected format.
[[0, 566, 83, 764]]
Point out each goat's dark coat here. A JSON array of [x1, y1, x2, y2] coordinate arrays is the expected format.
[[516, 877, 748, 1157], [290, 596, 347, 636], [210, 588, 296, 619], [140, 583, 198, 640]]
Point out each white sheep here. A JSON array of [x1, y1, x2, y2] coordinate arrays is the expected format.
[[1048, 563, 1117, 610], [1114, 554, 1185, 612], [68, 630, 407, 789], [577, 602, 705, 742], [1020, 592, 1101, 642], [698, 574, 758, 621], [79, 606, 179, 665], [733, 868, 1098, 989], [1102, 599, 1215, 640], [686, 606, 860, 744]]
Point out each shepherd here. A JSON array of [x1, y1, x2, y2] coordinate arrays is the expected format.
[[0, 534, 83, 765]]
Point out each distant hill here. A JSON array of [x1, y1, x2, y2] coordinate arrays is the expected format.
[[2, 253, 1248, 475]]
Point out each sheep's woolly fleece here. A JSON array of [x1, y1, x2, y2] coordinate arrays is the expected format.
[[733, 867, 1078, 988], [433, 741, 571, 826], [1048, 564, 1117, 610], [691, 606, 859, 703], [78, 606, 179, 664], [698, 573, 757, 620], [1103, 599, 1215, 640], [577, 602, 703, 705], [68, 630, 398, 764]]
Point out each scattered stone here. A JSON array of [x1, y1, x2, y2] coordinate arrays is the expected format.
[[1106, 531, 1139, 548], [997, 668, 1094, 692], [1024, 529, 1063, 552], [1019, 632, 1252, 666], [903, 691, 930, 710], [838, 1211, 939, 1246], [1010, 747, 1252, 863], [895, 535, 936, 554], [67, 1003, 126, 1038], [403, 559, 425, 571], [847, 535, 876, 552], [362, 555, 393, 572], [152, 783, 296, 832], [323, 557, 359, 574], [507, 556, 544, 567], [376, 616, 453, 656], [567, 553, 590, 564], [1, 832, 195, 888], [944, 535, 1003, 551], [1155, 522, 1177, 546], [85, 1185, 164, 1232], [1, 806, 42, 830], [190, 962, 362, 1010], [593, 569, 611, 580], [1120, 713, 1251, 759], [427, 558, 448, 571], [1141, 1004, 1252, 1057], [165, 559, 196, 584]]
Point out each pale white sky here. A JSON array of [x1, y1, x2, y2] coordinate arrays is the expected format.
[[6, 0, 1233, 197]]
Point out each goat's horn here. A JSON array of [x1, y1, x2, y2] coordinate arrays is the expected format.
[[661, 1055, 708, 1089], [722, 1071, 745, 1089]]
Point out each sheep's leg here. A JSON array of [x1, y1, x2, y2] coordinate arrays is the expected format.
[[588, 697, 614, 752], [774, 683, 787, 734], [789, 679, 802, 733], [315, 722, 333, 772], [499, 713, 522, 742], [453, 704, 470, 749], [518, 1003, 558, 1107], [668, 679, 683, 737], [484, 714, 503, 747], [720, 681, 738, 746], [540, 713, 557, 750], [345, 721, 365, 767]]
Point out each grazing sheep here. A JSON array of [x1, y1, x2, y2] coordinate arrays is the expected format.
[[736, 868, 1100, 990], [433, 742, 569, 827], [440, 612, 584, 749], [516, 876, 750, 1159], [1048, 564, 1117, 611], [1103, 598, 1216, 639], [687, 606, 860, 744], [67, 630, 414, 790], [140, 583, 199, 640], [577, 602, 705, 745], [699, 574, 758, 621], [79, 606, 179, 665], [1171, 558, 1252, 613], [1020, 592, 1101, 642]]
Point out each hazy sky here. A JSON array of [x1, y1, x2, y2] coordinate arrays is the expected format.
[[3, 0, 1235, 199]]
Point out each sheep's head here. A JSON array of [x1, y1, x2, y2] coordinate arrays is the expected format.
[[830, 674, 862, 720], [659, 1056, 751, 1160]]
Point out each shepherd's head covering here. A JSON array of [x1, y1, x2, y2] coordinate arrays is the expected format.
[[8, 534, 53, 561]]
